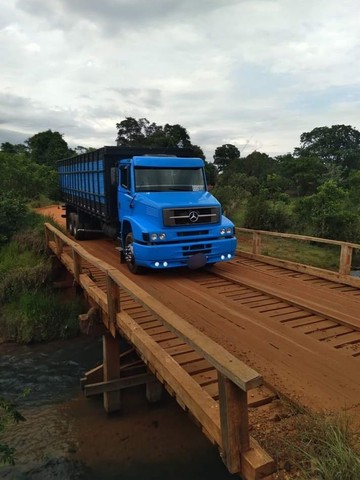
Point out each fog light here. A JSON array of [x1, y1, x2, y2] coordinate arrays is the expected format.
[[163, 261, 168, 267], [154, 262, 160, 267], [221, 255, 225, 260], [150, 233, 158, 241], [227, 254, 232, 258]]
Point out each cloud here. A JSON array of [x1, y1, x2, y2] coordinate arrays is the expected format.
[[1, 0, 360, 159]]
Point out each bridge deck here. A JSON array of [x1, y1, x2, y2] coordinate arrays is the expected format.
[[45, 223, 274, 480]]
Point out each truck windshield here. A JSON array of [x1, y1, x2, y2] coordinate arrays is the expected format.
[[135, 167, 206, 192]]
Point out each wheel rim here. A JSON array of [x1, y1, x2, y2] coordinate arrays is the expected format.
[[125, 235, 135, 265]]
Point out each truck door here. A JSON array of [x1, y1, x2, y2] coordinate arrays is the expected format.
[[118, 163, 133, 221]]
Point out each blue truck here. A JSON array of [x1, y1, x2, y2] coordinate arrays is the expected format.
[[57, 146, 237, 273]]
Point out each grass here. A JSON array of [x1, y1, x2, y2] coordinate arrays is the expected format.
[[252, 400, 360, 480], [0, 291, 82, 343], [236, 230, 346, 271], [297, 412, 360, 479]]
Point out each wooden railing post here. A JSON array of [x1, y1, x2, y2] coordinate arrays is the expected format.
[[55, 235, 64, 256], [73, 250, 82, 283], [218, 372, 250, 474], [252, 232, 261, 255], [339, 244, 353, 276], [106, 274, 120, 333]]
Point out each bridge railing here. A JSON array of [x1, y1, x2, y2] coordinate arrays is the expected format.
[[44, 222, 274, 478], [236, 227, 360, 287]]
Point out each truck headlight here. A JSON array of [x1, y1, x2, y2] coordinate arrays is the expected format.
[[159, 233, 166, 240], [150, 233, 158, 241], [226, 227, 233, 235], [220, 228, 226, 235]]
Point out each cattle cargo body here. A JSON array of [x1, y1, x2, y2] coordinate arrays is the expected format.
[[57, 146, 237, 273]]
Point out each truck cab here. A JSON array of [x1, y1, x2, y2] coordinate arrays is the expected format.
[[117, 155, 236, 273]]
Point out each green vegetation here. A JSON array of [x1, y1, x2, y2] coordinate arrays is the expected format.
[[0, 395, 26, 465], [260, 402, 360, 479], [0, 210, 82, 344], [237, 230, 342, 271], [212, 124, 360, 245], [297, 413, 360, 479]]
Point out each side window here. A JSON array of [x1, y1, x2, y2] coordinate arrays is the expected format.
[[120, 165, 131, 190]]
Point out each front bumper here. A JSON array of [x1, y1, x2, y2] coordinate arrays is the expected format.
[[133, 237, 237, 269]]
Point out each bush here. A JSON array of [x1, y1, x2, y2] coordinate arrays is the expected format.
[[243, 196, 292, 232], [0, 194, 27, 244], [295, 181, 360, 241]]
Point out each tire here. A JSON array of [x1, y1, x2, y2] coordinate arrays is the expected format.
[[73, 214, 85, 240], [124, 232, 143, 274], [68, 213, 75, 236]]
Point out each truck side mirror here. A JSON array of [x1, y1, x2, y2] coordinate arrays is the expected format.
[[110, 167, 118, 186]]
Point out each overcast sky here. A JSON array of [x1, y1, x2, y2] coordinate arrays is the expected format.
[[1, 0, 360, 160]]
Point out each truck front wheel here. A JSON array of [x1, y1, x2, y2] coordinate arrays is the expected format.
[[124, 232, 143, 274]]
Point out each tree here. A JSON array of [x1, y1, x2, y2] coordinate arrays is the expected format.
[[26, 130, 74, 166], [276, 153, 326, 196], [238, 151, 275, 182], [115, 117, 205, 158], [0, 142, 28, 155], [213, 144, 240, 172], [204, 161, 218, 186], [294, 125, 360, 175]]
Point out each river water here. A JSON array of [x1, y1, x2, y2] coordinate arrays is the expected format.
[[0, 337, 234, 480]]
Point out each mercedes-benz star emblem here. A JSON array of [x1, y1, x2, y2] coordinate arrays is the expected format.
[[189, 211, 199, 223]]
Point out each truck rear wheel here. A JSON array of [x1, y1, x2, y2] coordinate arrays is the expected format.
[[124, 232, 143, 274], [68, 212, 75, 236], [73, 214, 85, 240]]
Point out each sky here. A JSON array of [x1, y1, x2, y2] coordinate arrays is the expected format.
[[1, 0, 360, 161]]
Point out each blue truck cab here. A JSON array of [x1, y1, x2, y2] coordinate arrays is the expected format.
[[57, 146, 237, 274]]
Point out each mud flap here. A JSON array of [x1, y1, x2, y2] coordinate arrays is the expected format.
[[187, 253, 207, 270]]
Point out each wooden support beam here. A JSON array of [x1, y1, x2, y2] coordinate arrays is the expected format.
[[103, 333, 121, 413], [84, 373, 154, 397], [146, 378, 163, 403]]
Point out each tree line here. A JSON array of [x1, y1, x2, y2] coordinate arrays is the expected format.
[[2, 120, 360, 242]]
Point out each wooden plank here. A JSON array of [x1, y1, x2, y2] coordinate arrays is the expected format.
[[108, 270, 262, 391], [85, 373, 154, 396], [323, 332, 360, 348], [238, 251, 360, 289], [216, 265, 360, 332], [116, 309, 221, 445]]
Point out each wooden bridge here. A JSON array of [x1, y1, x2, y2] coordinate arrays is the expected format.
[[45, 221, 360, 479]]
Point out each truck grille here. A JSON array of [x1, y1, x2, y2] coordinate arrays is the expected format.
[[163, 207, 220, 226], [182, 244, 212, 256]]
